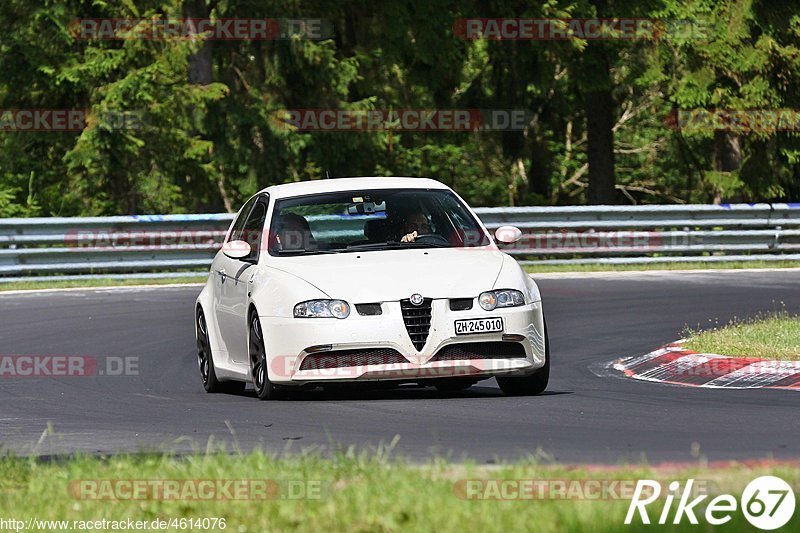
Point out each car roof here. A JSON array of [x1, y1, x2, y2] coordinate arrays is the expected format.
[[256, 176, 451, 199]]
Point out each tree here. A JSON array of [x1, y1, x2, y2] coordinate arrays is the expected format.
[[652, 0, 800, 202]]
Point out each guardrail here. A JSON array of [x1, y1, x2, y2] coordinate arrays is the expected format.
[[1, 204, 799, 281], [477, 204, 800, 265]]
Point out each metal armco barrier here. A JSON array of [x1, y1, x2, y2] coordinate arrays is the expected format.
[[476, 204, 800, 265], [1, 204, 799, 281]]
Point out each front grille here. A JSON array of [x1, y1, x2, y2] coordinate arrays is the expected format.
[[430, 342, 527, 361], [299, 348, 407, 370], [449, 298, 473, 311], [400, 298, 432, 351]]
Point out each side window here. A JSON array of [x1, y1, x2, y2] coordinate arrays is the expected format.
[[227, 195, 258, 243], [240, 198, 268, 262]]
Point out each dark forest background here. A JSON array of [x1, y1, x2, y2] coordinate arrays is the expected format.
[[1, 0, 799, 217]]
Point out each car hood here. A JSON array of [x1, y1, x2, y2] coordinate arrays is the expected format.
[[269, 247, 506, 302]]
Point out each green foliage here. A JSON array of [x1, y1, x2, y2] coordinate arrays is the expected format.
[[0, 0, 798, 216]]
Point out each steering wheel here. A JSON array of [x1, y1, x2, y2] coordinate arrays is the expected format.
[[410, 233, 450, 245]]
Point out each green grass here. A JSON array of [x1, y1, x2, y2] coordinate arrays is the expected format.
[[524, 260, 800, 274], [0, 451, 797, 532], [684, 310, 800, 361], [0, 276, 206, 292]]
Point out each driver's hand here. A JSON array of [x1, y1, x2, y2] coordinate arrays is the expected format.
[[401, 231, 418, 243]]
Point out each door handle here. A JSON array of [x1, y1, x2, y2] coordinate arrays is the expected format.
[[248, 272, 256, 284], [216, 268, 227, 282]]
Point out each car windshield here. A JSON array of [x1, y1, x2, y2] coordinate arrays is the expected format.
[[268, 188, 490, 256]]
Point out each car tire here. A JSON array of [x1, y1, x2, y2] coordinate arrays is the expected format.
[[196, 308, 245, 394], [249, 311, 284, 401], [496, 316, 550, 396], [434, 379, 476, 392]]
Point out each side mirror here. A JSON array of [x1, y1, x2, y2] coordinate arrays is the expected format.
[[222, 240, 252, 260], [494, 225, 522, 244]]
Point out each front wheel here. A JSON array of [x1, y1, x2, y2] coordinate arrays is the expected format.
[[496, 317, 550, 396], [196, 308, 245, 394], [249, 313, 284, 400]]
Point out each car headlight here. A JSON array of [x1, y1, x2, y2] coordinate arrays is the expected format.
[[478, 289, 524, 311], [294, 299, 350, 319]]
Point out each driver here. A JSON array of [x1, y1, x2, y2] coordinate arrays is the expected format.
[[398, 211, 430, 243], [275, 213, 315, 251]]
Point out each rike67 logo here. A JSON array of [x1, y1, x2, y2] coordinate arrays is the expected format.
[[626, 476, 795, 530]]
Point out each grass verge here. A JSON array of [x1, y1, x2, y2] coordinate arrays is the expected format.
[[0, 451, 797, 532], [524, 260, 800, 274], [684, 310, 800, 361], [0, 276, 206, 292]]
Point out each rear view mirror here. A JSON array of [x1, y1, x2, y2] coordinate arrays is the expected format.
[[494, 225, 523, 244], [222, 240, 252, 259], [347, 200, 386, 215]]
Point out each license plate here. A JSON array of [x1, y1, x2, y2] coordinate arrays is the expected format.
[[454, 318, 504, 335]]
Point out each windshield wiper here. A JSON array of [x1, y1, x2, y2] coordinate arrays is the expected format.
[[274, 248, 341, 255], [399, 241, 452, 248], [342, 240, 452, 251], [344, 240, 402, 251]]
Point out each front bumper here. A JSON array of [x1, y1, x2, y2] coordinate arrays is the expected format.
[[261, 300, 545, 385]]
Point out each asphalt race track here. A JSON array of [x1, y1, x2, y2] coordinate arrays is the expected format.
[[1, 270, 799, 464]]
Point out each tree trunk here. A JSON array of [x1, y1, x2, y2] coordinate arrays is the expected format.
[[583, 0, 616, 205], [711, 131, 742, 204], [584, 50, 616, 205], [183, 0, 213, 85], [527, 135, 552, 200]]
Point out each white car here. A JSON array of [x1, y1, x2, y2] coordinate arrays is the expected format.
[[195, 177, 548, 400]]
